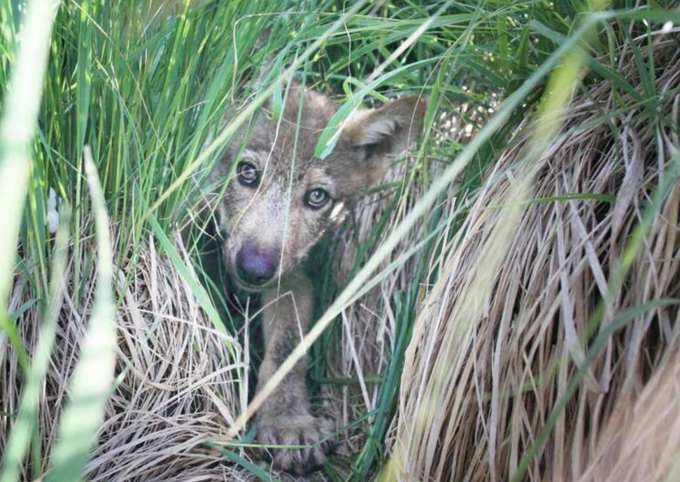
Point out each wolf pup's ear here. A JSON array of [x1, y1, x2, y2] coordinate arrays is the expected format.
[[344, 97, 427, 184]]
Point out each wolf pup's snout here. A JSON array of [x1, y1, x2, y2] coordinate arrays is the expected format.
[[236, 245, 279, 287]]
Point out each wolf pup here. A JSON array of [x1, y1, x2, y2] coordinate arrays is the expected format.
[[213, 82, 425, 474]]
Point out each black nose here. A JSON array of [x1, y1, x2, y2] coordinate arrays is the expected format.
[[236, 246, 278, 287]]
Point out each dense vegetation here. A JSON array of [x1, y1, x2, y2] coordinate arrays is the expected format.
[[1, 1, 679, 480]]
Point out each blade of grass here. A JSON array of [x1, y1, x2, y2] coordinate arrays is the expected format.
[[206, 442, 282, 482], [45, 147, 116, 482], [72, 0, 95, 309], [0, 208, 70, 482], [147, 211, 230, 337], [0, 0, 60, 340]]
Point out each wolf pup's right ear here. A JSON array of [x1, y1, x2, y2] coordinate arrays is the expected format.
[[344, 96, 427, 185]]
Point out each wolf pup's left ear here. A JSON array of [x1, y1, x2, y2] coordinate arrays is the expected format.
[[344, 97, 427, 184]]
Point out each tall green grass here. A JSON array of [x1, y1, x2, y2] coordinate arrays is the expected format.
[[1, 0, 679, 480], [0, 1, 61, 480]]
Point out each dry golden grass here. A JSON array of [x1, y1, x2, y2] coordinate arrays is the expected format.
[[385, 34, 680, 481], [1, 230, 248, 481], [579, 335, 680, 482]]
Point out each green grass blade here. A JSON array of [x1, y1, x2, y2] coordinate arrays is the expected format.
[[0, 209, 70, 482], [207, 443, 282, 482], [45, 147, 116, 482], [0, 0, 59, 328], [148, 212, 227, 335]]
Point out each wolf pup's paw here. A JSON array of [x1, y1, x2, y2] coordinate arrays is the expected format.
[[256, 412, 334, 475]]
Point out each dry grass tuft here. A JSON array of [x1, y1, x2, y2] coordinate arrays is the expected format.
[[386, 34, 680, 481], [1, 231, 247, 482], [579, 334, 680, 482]]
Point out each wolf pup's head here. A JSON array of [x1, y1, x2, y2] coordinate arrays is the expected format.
[[213, 83, 426, 291]]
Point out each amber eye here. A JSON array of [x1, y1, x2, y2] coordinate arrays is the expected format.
[[304, 188, 330, 210], [236, 162, 259, 187]]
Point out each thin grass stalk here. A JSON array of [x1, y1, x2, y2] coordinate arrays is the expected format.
[[0, 0, 59, 338], [45, 147, 116, 482], [0, 211, 70, 482]]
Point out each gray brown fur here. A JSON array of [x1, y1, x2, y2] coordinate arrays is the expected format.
[[212, 82, 425, 474]]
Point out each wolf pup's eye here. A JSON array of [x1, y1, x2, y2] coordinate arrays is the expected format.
[[304, 188, 330, 210], [236, 161, 259, 187]]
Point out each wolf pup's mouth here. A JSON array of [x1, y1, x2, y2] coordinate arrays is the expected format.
[[231, 275, 272, 293], [228, 260, 279, 293]]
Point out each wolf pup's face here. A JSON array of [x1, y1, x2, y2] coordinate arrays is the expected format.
[[214, 84, 425, 291]]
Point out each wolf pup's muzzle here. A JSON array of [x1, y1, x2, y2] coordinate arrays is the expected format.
[[235, 245, 279, 288]]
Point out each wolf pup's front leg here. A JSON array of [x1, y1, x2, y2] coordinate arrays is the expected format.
[[255, 273, 333, 474]]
